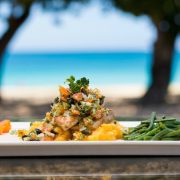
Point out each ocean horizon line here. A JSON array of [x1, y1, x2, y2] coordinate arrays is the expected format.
[[2, 52, 180, 87], [6, 51, 180, 55]]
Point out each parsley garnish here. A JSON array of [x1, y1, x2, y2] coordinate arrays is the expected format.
[[66, 76, 89, 93]]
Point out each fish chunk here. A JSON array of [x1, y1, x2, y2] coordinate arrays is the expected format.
[[55, 115, 78, 131], [102, 110, 115, 123]]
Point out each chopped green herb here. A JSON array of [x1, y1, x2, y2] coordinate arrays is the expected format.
[[66, 76, 89, 93]]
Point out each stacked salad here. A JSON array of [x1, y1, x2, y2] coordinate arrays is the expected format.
[[18, 76, 123, 141]]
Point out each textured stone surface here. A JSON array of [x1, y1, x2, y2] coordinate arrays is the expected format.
[[0, 157, 180, 179]]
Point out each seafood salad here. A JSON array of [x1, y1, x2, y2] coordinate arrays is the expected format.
[[18, 76, 124, 141]]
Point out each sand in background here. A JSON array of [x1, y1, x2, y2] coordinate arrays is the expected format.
[[1, 84, 180, 119]]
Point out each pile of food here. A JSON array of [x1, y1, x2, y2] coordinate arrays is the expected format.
[[124, 112, 180, 141], [18, 76, 124, 141], [2, 76, 180, 142]]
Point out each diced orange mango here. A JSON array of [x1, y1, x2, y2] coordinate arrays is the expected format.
[[45, 112, 53, 120], [85, 99, 94, 103], [0, 120, 11, 134], [71, 109, 80, 116], [0, 127, 3, 135], [54, 131, 71, 141], [86, 123, 123, 141], [59, 86, 70, 97], [42, 136, 54, 141]]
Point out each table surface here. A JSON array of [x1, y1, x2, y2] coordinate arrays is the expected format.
[[0, 156, 180, 179]]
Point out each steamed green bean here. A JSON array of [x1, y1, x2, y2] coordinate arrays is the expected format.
[[124, 112, 180, 141]]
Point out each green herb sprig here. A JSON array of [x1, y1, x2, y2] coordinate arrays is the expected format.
[[66, 76, 89, 93]]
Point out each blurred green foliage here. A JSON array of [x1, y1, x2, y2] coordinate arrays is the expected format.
[[0, 0, 90, 102], [109, 0, 180, 34], [104, 0, 180, 104]]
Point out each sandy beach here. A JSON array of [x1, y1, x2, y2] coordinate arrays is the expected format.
[[1, 84, 180, 120], [2, 84, 147, 102]]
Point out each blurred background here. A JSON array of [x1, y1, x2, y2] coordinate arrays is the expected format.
[[0, 0, 180, 120]]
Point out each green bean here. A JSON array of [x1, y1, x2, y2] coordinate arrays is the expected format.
[[174, 125, 180, 130], [151, 128, 171, 140], [142, 118, 176, 123], [141, 120, 151, 124], [145, 127, 161, 136], [124, 133, 140, 140], [143, 136, 153, 140], [174, 121, 180, 125], [157, 118, 176, 122], [158, 122, 165, 129], [130, 123, 148, 133], [134, 133, 148, 140], [124, 135, 140, 140], [163, 122, 180, 129], [164, 129, 180, 137], [161, 137, 180, 141], [129, 128, 139, 133], [164, 121, 177, 125], [146, 112, 156, 131], [123, 136, 130, 140], [138, 127, 148, 133], [124, 133, 139, 138], [125, 132, 147, 140], [124, 136, 136, 140], [125, 112, 180, 141]]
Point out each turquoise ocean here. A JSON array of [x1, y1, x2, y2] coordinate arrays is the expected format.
[[2, 52, 180, 87]]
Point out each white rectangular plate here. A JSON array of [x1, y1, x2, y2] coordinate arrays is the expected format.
[[0, 121, 180, 156]]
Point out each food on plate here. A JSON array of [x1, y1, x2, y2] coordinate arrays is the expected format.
[[86, 123, 123, 141], [18, 76, 124, 141], [0, 120, 11, 134], [124, 112, 180, 141]]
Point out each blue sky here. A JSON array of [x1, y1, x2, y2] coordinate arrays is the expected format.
[[1, 3, 180, 53]]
